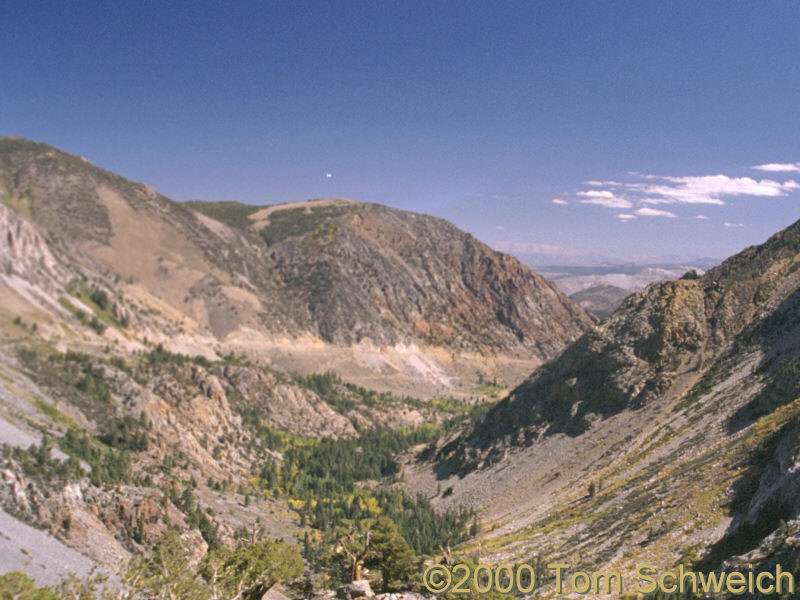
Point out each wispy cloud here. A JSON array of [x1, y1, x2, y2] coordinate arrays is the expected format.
[[585, 180, 623, 186], [578, 190, 633, 209], [634, 207, 676, 218], [616, 213, 637, 221], [491, 241, 584, 258], [752, 162, 800, 173], [636, 174, 798, 205], [466, 192, 523, 201], [724, 222, 745, 228], [551, 198, 568, 205], [695, 214, 709, 220], [574, 172, 799, 217]]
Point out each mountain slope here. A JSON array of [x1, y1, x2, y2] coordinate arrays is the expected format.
[[401, 217, 800, 590], [0, 137, 593, 393], [187, 197, 593, 357], [456, 221, 800, 456]]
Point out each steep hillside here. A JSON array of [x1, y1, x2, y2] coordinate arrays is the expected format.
[[401, 218, 800, 594], [0, 136, 598, 591], [0, 340, 473, 585], [460, 220, 800, 454], [0, 137, 593, 394], [254, 200, 592, 357]]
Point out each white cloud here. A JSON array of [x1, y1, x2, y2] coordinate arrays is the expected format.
[[752, 162, 800, 172], [575, 168, 800, 223], [724, 222, 745, 228], [579, 190, 615, 198], [494, 225, 505, 230], [551, 198, 568, 205], [634, 207, 677, 218], [578, 190, 633, 209], [635, 174, 798, 205], [695, 214, 709, 220], [577, 172, 799, 211], [585, 180, 623, 186]]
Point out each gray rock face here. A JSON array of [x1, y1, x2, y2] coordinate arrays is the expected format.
[[0, 507, 97, 586], [0, 203, 72, 315], [0, 204, 63, 283], [337, 580, 374, 600], [374, 593, 430, 600], [222, 365, 356, 438]]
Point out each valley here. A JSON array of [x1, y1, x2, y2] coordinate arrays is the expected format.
[[1, 137, 799, 599]]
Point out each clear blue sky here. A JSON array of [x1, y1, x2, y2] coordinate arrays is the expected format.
[[2, 1, 799, 264]]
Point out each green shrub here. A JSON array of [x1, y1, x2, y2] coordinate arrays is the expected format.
[[182, 200, 260, 230], [259, 205, 349, 245], [59, 429, 133, 486], [0, 571, 57, 599], [88, 288, 109, 310]]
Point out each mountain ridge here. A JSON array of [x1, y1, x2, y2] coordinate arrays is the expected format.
[[456, 215, 800, 457], [3, 137, 800, 595], [395, 214, 800, 591], [0, 136, 594, 395], [568, 284, 630, 319]]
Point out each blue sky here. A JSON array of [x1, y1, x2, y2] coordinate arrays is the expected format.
[[2, 1, 799, 265]]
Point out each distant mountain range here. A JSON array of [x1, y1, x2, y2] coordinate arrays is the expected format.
[[541, 261, 719, 318], [539, 261, 720, 294]]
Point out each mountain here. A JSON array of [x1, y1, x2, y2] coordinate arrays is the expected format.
[[9, 135, 800, 596], [403, 217, 800, 589], [0, 138, 593, 394], [460, 222, 800, 455], [184, 197, 591, 358], [0, 137, 598, 587], [0, 137, 593, 395], [569, 284, 630, 319]]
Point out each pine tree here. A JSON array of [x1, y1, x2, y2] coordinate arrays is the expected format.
[[365, 517, 417, 591]]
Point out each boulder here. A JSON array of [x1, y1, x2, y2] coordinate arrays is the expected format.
[[337, 580, 374, 600]]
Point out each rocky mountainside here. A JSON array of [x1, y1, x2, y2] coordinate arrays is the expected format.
[[0, 136, 596, 591], [459, 220, 800, 454], [0, 341, 460, 577], [0, 137, 593, 397], [9, 135, 800, 597], [400, 217, 800, 593]]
